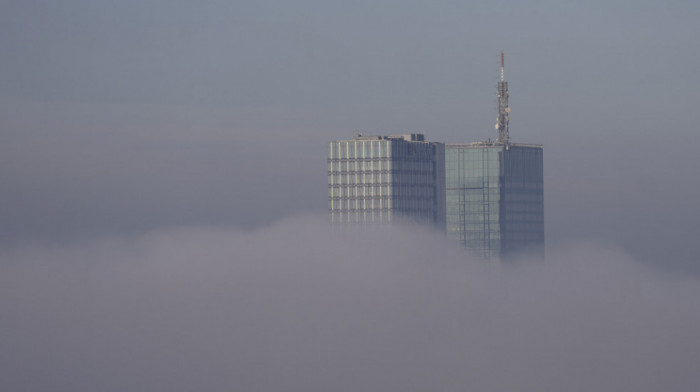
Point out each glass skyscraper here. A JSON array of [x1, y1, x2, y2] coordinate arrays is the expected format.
[[328, 133, 445, 228], [327, 54, 542, 258], [443, 53, 544, 259], [445, 143, 544, 259]]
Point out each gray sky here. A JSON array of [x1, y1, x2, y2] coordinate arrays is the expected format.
[[3, 1, 699, 263], [2, 0, 699, 272]]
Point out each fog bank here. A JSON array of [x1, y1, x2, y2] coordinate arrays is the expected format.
[[1, 215, 698, 391]]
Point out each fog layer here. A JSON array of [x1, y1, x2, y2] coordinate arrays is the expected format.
[[1, 215, 698, 391]]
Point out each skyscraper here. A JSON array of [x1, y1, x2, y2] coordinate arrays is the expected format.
[[445, 54, 544, 259], [328, 133, 445, 228]]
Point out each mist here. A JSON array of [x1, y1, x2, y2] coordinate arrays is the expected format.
[[1, 215, 698, 391]]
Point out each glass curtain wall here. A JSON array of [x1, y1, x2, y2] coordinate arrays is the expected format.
[[328, 139, 393, 224], [328, 136, 445, 227], [446, 145, 503, 259], [501, 145, 544, 257], [446, 144, 544, 259]]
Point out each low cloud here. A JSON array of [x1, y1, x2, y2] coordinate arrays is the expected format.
[[1, 215, 698, 391]]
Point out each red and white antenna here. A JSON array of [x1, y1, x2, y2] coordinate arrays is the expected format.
[[495, 52, 510, 144], [500, 52, 505, 81]]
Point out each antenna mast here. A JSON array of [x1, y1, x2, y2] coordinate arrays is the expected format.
[[495, 52, 510, 144]]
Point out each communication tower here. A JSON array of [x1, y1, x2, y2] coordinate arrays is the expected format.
[[495, 52, 510, 144]]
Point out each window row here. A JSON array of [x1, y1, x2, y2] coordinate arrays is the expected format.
[[329, 177, 438, 186], [328, 169, 433, 176], [329, 141, 438, 159]]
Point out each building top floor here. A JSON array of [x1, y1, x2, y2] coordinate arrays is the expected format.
[[447, 141, 542, 149], [352, 133, 425, 142]]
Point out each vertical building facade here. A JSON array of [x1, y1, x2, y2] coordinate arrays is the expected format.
[[445, 143, 544, 259], [445, 53, 544, 259], [328, 133, 445, 228]]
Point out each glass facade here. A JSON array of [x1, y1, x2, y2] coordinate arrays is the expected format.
[[445, 143, 543, 259], [328, 134, 445, 228]]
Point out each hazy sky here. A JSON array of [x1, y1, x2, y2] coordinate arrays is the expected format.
[[2, 1, 700, 390], [2, 0, 700, 271]]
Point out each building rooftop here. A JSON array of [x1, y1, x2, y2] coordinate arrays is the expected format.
[[352, 133, 426, 142], [447, 140, 542, 148]]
